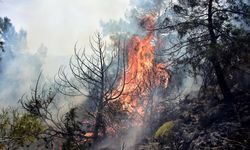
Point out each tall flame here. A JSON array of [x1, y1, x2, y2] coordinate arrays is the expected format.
[[83, 15, 169, 140], [118, 14, 169, 125]]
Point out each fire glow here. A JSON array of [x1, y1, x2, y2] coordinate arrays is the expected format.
[[117, 14, 169, 126], [83, 14, 169, 139]]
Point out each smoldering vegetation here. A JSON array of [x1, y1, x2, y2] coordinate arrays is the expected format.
[[1, 0, 250, 149]]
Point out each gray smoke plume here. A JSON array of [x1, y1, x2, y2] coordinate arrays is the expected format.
[[0, 17, 83, 113], [101, 0, 168, 36], [98, 0, 202, 149], [98, 0, 171, 149], [0, 17, 47, 108]]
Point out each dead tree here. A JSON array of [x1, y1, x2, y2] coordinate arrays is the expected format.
[[56, 33, 126, 142]]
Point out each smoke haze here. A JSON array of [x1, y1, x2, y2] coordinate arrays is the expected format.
[[0, 0, 130, 108]]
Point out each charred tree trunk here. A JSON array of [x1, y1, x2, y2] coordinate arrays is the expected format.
[[208, 0, 233, 103], [93, 102, 104, 142], [93, 45, 106, 142]]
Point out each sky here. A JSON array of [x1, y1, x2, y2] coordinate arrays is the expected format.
[[0, 0, 131, 107], [0, 0, 130, 77], [0, 0, 130, 55]]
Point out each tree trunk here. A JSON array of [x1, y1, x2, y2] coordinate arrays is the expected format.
[[211, 58, 233, 102], [208, 0, 233, 103], [93, 103, 103, 142]]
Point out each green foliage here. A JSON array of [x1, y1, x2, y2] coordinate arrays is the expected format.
[[62, 108, 84, 150], [161, 0, 250, 74], [0, 108, 46, 149], [0, 17, 27, 53], [154, 121, 174, 138]]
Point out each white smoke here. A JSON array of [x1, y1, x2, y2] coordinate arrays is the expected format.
[[97, 0, 172, 149], [0, 16, 85, 111], [101, 0, 168, 37], [98, 0, 203, 149], [0, 35, 47, 108]]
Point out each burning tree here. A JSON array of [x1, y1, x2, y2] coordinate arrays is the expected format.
[[56, 33, 126, 142], [21, 15, 171, 148], [115, 14, 170, 128], [56, 14, 170, 146]]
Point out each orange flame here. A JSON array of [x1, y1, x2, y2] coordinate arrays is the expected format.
[[82, 15, 169, 141], [117, 14, 169, 125]]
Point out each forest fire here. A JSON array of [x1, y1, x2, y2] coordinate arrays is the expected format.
[[1, 0, 249, 149], [117, 14, 169, 126], [82, 15, 169, 140]]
